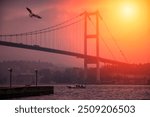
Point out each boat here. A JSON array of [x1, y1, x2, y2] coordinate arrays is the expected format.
[[67, 84, 86, 89]]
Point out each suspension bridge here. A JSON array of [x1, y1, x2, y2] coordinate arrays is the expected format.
[[0, 11, 129, 81]]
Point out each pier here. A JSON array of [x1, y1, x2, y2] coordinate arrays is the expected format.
[[0, 86, 54, 99]]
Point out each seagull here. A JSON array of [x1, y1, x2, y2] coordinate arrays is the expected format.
[[26, 7, 42, 19]]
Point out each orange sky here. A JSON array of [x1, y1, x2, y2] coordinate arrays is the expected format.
[[0, 0, 150, 66], [65, 0, 150, 63], [57, 0, 150, 63]]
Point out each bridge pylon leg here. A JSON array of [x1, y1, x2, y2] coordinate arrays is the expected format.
[[84, 11, 100, 83]]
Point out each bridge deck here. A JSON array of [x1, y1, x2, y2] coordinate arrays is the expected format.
[[0, 41, 128, 65]]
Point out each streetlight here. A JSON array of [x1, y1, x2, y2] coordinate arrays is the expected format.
[[35, 69, 38, 86], [8, 68, 12, 88]]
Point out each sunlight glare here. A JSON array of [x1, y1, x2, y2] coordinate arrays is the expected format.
[[121, 3, 137, 20]]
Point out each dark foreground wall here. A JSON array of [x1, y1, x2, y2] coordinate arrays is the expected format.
[[0, 86, 54, 99]]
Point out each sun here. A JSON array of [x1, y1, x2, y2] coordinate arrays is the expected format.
[[123, 5, 134, 16], [120, 3, 137, 20]]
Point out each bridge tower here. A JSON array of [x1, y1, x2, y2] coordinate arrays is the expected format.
[[84, 11, 100, 82]]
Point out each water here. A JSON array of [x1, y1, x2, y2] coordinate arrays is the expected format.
[[17, 85, 150, 100]]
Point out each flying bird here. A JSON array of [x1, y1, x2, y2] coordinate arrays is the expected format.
[[26, 7, 42, 19]]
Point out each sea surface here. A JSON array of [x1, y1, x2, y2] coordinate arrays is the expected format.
[[17, 85, 150, 100]]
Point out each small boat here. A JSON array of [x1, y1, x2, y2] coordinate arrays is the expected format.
[[67, 84, 86, 89]]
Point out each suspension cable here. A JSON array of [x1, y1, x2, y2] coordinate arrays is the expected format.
[[88, 15, 116, 60], [0, 13, 84, 37], [98, 13, 128, 62]]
